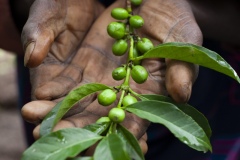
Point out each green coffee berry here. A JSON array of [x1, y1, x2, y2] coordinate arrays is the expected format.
[[107, 22, 126, 39], [108, 108, 125, 123], [98, 89, 117, 106], [111, 8, 129, 20], [131, 0, 142, 6], [129, 15, 144, 29], [131, 65, 148, 84], [112, 67, 127, 80], [112, 39, 128, 56], [122, 95, 138, 106], [136, 38, 154, 54]]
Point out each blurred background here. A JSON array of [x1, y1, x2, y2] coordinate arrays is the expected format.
[[0, 49, 26, 160], [0, 0, 34, 159]]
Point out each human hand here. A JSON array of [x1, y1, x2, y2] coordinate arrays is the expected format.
[[21, 0, 105, 93], [21, 0, 202, 153]]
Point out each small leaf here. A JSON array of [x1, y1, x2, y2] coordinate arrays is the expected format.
[[140, 94, 212, 138], [22, 128, 102, 160], [40, 83, 111, 137], [93, 134, 130, 160], [117, 124, 145, 160], [84, 122, 110, 135], [126, 100, 212, 152], [137, 42, 240, 83]]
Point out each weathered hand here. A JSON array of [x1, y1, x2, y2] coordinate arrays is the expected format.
[[136, 0, 202, 102], [21, 0, 104, 95], [21, 0, 202, 153]]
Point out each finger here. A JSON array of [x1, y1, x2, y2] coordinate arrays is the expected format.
[[22, 28, 54, 68], [21, 100, 56, 124], [28, 96, 100, 140], [139, 133, 148, 155], [162, 5, 201, 104], [34, 65, 84, 100], [33, 113, 98, 140], [141, 133, 148, 141], [33, 125, 41, 140], [21, 0, 65, 67], [33, 119, 76, 140], [165, 59, 198, 103]]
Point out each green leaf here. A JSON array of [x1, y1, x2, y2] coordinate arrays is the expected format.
[[117, 124, 145, 160], [140, 94, 212, 138], [69, 157, 93, 160], [93, 134, 131, 160], [84, 122, 111, 135], [137, 42, 240, 83], [40, 83, 111, 137], [126, 100, 212, 152], [22, 128, 102, 160]]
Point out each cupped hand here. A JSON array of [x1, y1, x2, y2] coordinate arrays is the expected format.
[[21, 0, 202, 153]]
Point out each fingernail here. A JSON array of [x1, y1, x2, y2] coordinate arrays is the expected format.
[[24, 42, 35, 67]]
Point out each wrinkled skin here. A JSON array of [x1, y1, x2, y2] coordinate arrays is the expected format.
[[21, 0, 202, 154]]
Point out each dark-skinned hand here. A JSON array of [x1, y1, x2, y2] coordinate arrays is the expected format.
[[21, 0, 202, 154]]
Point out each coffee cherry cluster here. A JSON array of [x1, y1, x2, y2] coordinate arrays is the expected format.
[[97, 0, 154, 124], [107, 6, 153, 83]]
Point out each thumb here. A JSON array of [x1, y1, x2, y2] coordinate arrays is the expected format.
[[21, 0, 65, 67], [22, 26, 55, 67]]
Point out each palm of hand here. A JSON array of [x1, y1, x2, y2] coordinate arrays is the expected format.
[[22, 0, 104, 96]]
